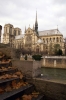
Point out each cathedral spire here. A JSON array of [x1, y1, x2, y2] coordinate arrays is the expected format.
[[35, 11, 38, 25], [25, 26, 26, 33], [35, 11, 38, 34]]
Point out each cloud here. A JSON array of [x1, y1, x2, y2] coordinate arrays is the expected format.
[[0, 0, 66, 38], [52, 0, 66, 5]]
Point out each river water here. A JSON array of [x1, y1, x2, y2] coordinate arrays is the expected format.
[[41, 67, 66, 81]]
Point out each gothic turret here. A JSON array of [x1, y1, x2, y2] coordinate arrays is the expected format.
[[35, 11, 38, 34]]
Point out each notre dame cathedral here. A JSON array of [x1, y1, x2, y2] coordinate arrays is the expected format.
[[3, 12, 65, 55]]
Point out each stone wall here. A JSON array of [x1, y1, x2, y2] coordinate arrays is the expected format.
[[41, 58, 66, 68], [12, 60, 41, 77], [27, 78, 66, 100]]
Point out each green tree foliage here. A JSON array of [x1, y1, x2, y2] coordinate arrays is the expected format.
[[56, 49, 62, 56], [49, 43, 53, 55], [53, 44, 63, 55], [24, 55, 27, 60], [32, 54, 42, 61]]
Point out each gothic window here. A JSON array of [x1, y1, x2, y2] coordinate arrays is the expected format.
[[45, 39, 47, 44], [6, 27, 7, 33], [43, 38, 45, 43], [50, 38, 51, 41], [56, 37, 59, 42], [9, 27, 12, 34], [14, 30, 16, 36], [18, 30, 20, 35], [60, 37, 62, 42], [25, 35, 32, 47], [53, 38, 55, 42], [28, 31, 30, 33], [46, 38, 48, 43], [26, 36, 32, 41]]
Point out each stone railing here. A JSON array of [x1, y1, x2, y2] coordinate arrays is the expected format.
[[41, 56, 66, 68], [42, 56, 66, 59]]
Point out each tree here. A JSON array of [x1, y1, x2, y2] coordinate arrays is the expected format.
[[32, 54, 42, 61], [49, 43, 54, 55], [24, 55, 27, 60], [15, 49, 21, 58], [53, 44, 63, 55], [56, 49, 62, 55]]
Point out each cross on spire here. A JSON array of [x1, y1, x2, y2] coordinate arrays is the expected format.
[[57, 25, 58, 34]]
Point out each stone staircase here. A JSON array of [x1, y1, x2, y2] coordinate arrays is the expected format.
[[0, 52, 44, 100]]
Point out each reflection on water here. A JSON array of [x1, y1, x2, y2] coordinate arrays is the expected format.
[[41, 67, 66, 80]]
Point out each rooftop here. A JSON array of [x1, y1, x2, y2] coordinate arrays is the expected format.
[[15, 34, 24, 39], [39, 29, 63, 36]]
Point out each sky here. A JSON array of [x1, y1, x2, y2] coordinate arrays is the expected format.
[[0, 0, 66, 38]]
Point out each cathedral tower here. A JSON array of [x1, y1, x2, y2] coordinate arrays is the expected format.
[[35, 11, 38, 35]]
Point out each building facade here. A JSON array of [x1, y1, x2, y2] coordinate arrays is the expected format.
[[2, 12, 65, 55], [39, 29, 64, 55], [14, 28, 64, 54], [3, 24, 21, 45]]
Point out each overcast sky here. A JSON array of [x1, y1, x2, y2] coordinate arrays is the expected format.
[[0, 0, 66, 38]]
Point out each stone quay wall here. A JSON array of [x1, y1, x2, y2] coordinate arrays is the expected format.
[[27, 78, 66, 100], [41, 56, 66, 69], [12, 60, 41, 78], [12, 59, 66, 100]]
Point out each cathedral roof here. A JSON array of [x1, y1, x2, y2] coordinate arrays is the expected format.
[[14, 27, 21, 30], [15, 34, 24, 39], [39, 29, 63, 36], [4, 23, 13, 27]]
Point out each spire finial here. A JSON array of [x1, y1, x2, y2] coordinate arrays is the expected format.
[[57, 25, 58, 34], [35, 10, 38, 24]]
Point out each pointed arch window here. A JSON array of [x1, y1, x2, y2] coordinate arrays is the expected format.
[[53, 38, 55, 42], [56, 37, 59, 42], [60, 37, 62, 42]]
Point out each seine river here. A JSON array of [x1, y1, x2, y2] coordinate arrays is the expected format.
[[41, 67, 66, 81]]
